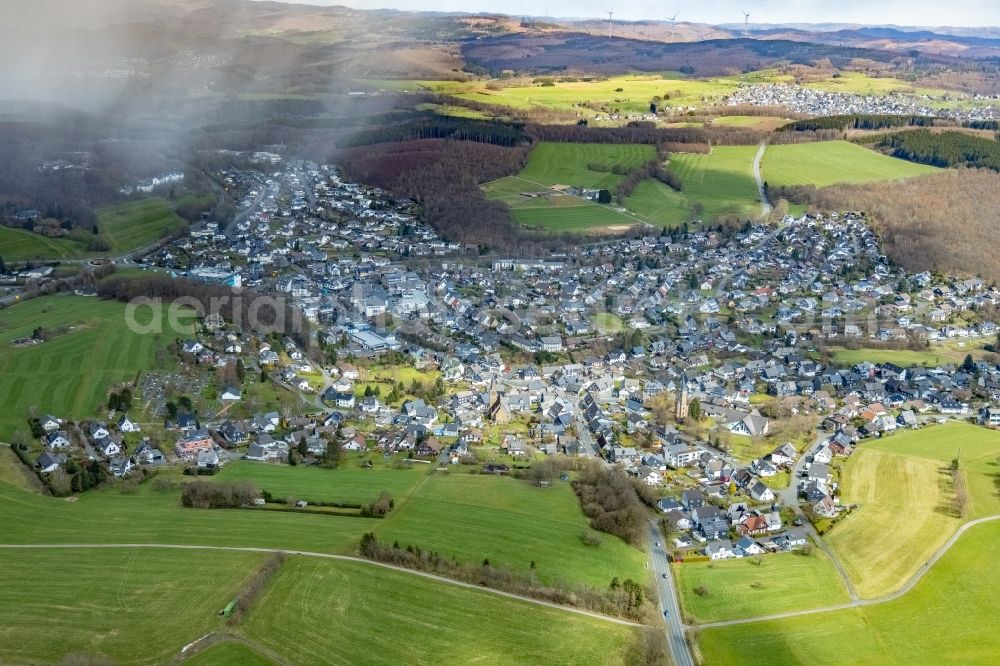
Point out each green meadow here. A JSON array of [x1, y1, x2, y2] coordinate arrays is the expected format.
[[97, 197, 188, 254], [0, 226, 88, 262], [216, 460, 426, 505], [0, 547, 263, 665], [666, 146, 763, 219], [761, 141, 941, 188], [697, 519, 1000, 665], [825, 422, 1000, 598], [243, 557, 643, 665], [374, 472, 648, 587], [675, 549, 850, 623], [0, 295, 194, 440]]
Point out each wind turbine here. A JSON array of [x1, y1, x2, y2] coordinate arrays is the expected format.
[[667, 11, 678, 23], [606, 7, 614, 39], [743, 10, 751, 38]]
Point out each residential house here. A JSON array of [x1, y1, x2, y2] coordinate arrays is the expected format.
[[37, 451, 67, 473], [39, 415, 62, 432], [109, 456, 134, 478], [727, 410, 770, 437], [117, 414, 141, 433], [705, 539, 735, 560], [175, 431, 215, 461], [734, 536, 765, 557], [46, 430, 71, 450]]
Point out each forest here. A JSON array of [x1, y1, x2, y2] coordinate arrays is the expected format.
[[779, 114, 938, 132], [873, 129, 1000, 170], [771, 169, 1000, 283], [337, 115, 529, 149], [338, 139, 573, 252]]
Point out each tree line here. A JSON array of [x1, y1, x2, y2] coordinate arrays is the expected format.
[[525, 122, 767, 146], [357, 532, 657, 622], [181, 479, 260, 508], [616, 157, 684, 204], [337, 115, 529, 149], [779, 114, 938, 132]]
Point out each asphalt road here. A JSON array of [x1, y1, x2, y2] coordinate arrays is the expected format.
[[648, 521, 695, 666], [780, 431, 859, 601]]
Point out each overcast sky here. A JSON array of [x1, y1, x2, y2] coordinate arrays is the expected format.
[[280, 0, 999, 28]]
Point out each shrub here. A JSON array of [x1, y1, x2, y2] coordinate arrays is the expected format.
[[571, 460, 647, 546], [181, 479, 260, 509], [360, 490, 394, 517]]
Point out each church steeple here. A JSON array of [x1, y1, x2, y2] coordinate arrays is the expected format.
[[675, 371, 690, 421]]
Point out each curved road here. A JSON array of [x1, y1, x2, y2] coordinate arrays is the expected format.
[[779, 432, 859, 602], [752, 141, 772, 218], [0, 542, 643, 628], [697, 513, 1000, 629]]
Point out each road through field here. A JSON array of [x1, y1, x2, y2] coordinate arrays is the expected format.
[[0, 542, 644, 628], [648, 521, 695, 666], [753, 141, 772, 217]]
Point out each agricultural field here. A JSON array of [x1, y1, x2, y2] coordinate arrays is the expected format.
[[1, 197, 189, 262], [427, 74, 743, 115], [499, 200, 642, 232], [666, 146, 763, 219], [243, 557, 643, 665], [711, 115, 791, 130], [0, 295, 195, 441], [415, 102, 492, 119], [803, 71, 957, 98], [374, 472, 648, 587], [513, 142, 656, 190], [697, 519, 1000, 665], [97, 197, 188, 255], [484, 142, 658, 231], [622, 178, 692, 226], [674, 550, 850, 623], [825, 422, 1000, 598], [761, 141, 941, 188], [0, 462, 647, 589], [828, 340, 993, 368], [486, 142, 767, 231], [0, 478, 377, 554], [863, 422, 1000, 520], [0, 226, 88, 262], [184, 642, 276, 666], [216, 460, 426, 505], [0, 547, 263, 665]]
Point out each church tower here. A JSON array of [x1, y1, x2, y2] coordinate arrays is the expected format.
[[675, 371, 690, 421]]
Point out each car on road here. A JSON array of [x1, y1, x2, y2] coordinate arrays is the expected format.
[[662, 573, 668, 579], [663, 610, 669, 616], [793, 517, 804, 527]]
